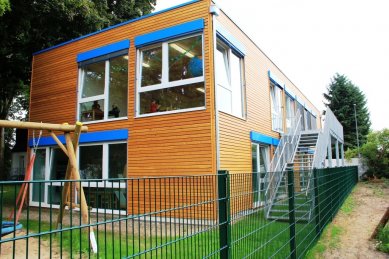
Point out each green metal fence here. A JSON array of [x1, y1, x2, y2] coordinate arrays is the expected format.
[[0, 166, 358, 258]]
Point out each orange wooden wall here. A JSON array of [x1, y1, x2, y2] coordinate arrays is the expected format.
[[30, 0, 217, 179]]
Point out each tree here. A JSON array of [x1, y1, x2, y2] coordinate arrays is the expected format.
[[346, 129, 389, 178], [0, 0, 156, 179], [324, 74, 371, 150], [0, 0, 10, 16]]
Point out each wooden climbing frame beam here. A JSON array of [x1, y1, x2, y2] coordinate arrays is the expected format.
[[0, 120, 88, 132]]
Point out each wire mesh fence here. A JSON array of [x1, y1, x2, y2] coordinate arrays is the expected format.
[[0, 166, 357, 258]]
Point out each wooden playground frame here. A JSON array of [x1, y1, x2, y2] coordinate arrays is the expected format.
[[0, 120, 98, 252]]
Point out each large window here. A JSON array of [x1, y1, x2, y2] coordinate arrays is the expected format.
[[137, 34, 205, 115], [78, 54, 128, 122], [270, 82, 283, 132], [216, 41, 244, 118], [30, 142, 127, 211]]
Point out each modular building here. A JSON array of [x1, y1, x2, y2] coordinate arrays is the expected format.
[[29, 0, 341, 216]]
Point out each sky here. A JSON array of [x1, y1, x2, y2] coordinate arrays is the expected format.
[[154, 0, 389, 130]]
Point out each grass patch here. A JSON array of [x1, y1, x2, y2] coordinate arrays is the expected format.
[[8, 209, 318, 258], [376, 224, 389, 254], [305, 224, 343, 259], [340, 195, 355, 215]]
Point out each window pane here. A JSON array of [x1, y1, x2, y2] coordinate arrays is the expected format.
[[252, 144, 258, 173], [271, 84, 283, 132], [141, 46, 162, 87], [81, 61, 105, 98], [217, 85, 232, 114], [109, 56, 128, 118], [79, 99, 105, 122], [139, 83, 205, 115], [169, 35, 203, 81], [79, 145, 103, 179], [216, 45, 229, 88], [109, 143, 127, 178], [230, 53, 243, 117], [32, 149, 46, 202], [50, 148, 68, 180]]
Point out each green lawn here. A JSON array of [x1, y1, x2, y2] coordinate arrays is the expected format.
[[7, 209, 319, 258]]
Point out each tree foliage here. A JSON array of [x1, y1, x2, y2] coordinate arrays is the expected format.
[[324, 74, 371, 150], [0, 0, 156, 178], [346, 129, 389, 178], [0, 0, 10, 16]]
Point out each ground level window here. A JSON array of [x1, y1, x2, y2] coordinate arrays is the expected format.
[[252, 144, 269, 207], [30, 142, 127, 211]]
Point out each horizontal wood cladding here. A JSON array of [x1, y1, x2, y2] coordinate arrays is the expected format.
[[29, 0, 216, 181], [216, 12, 320, 173], [126, 176, 217, 220]]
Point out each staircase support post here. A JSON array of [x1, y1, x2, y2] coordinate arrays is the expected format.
[[287, 168, 296, 259]]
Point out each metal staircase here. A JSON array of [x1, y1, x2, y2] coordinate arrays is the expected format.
[[266, 132, 319, 221], [264, 107, 344, 222]]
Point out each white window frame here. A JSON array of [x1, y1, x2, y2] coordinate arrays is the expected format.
[[136, 33, 205, 117], [252, 143, 270, 207], [29, 141, 127, 212], [77, 55, 129, 124], [216, 40, 245, 118], [270, 82, 283, 133]]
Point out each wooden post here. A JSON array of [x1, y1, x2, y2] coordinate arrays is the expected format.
[[56, 123, 83, 228]]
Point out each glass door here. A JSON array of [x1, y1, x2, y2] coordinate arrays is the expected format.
[[252, 144, 269, 207], [31, 149, 47, 204]]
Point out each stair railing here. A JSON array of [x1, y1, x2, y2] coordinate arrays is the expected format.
[[312, 107, 343, 169], [265, 114, 302, 215], [305, 107, 343, 196]]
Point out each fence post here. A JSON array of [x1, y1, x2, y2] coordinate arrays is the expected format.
[[218, 170, 231, 259], [313, 168, 321, 236], [287, 168, 296, 259]]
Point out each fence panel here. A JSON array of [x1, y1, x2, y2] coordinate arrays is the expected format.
[[0, 166, 357, 258]]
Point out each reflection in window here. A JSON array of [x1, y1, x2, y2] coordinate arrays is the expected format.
[[81, 61, 106, 98], [79, 54, 128, 122], [139, 83, 205, 114], [138, 35, 205, 115], [109, 56, 128, 118], [169, 35, 203, 81], [141, 47, 162, 87], [79, 145, 103, 179]]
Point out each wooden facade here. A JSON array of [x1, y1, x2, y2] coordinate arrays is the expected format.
[[215, 11, 321, 173], [29, 0, 321, 216]]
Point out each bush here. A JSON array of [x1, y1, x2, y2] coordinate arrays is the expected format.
[[346, 129, 389, 178]]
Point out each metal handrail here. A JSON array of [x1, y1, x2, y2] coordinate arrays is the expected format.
[[265, 114, 302, 216], [304, 107, 343, 196]]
